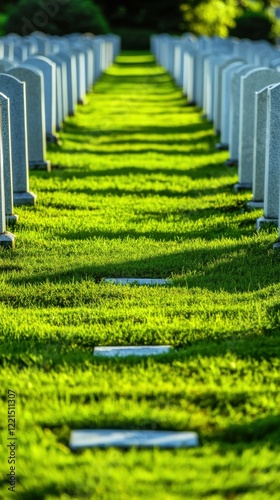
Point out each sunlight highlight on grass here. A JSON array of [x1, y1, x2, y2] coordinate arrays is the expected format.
[[0, 51, 280, 499]]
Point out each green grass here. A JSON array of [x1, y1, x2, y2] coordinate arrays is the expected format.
[[1, 52, 280, 499]]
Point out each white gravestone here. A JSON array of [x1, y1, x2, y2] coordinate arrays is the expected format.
[[92, 40, 103, 81], [0, 102, 15, 248], [257, 83, 280, 230], [48, 54, 69, 121], [0, 93, 18, 223], [205, 54, 229, 122], [214, 58, 244, 137], [57, 51, 77, 116], [196, 50, 216, 108], [0, 74, 36, 206], [25, 56, 57, 142], [8, 66, 50, 171], [71, 49, 87, 105], [0, 60, 18, 73], [235, 68, 280, 192], [219, 62, 245, 149], [183, 48, 198, 102], [14, 45, 28, 62], [72, 41, 95, 92], [29, 34, 51, 56], [247, 86, 269, 209], [54, 63, 63, 129], [227, 64, 256, 166], [2, 41, 14, 60], [174, 42, 184, 87]]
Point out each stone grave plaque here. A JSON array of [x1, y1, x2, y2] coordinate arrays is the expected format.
[[94, 346, 173, 358], [104, 278, 171, 286], [70, 429, 199, 450]]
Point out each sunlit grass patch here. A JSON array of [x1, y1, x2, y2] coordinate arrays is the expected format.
[[1, 52, 280, 499]]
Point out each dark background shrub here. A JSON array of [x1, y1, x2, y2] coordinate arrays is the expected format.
[[229, 10, 275, 43], [5, 0, 110, 36]]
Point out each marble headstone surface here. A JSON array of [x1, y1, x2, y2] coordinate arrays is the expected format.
[[25, 56, 57, 141], [237, 67, 280, 190], [57, 51, 77, 116], [228, 64, 256, 164], [0, 100, 15, 247], [214, 58, 244, 136], [48, 54, 69, 120], [249, 86, 269, 207], [220, 62, 244, 148], [71, 49, 87, 105], [0, 73, 36, 206], [0, 93, 17, 221], [257, 83, 280, 228], [8, 65, 50, 171]]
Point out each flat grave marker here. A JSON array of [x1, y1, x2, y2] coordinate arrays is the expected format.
[[70, 430, 199, 450], [94, 346, 173, 358], [104, 278, 171, 286]]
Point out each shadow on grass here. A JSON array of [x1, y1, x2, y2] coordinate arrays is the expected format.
[[62, 122, 213, 137], [61, 147, 216, 157], [65, 132, 214, 145], [39, 182, 233, 200], [9, 236, 280, 293], [37, 163, 232, 191]]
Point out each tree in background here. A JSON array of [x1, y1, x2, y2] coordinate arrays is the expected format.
[[94, 0, 183, 32], [229, 0, 280, 43], [5, 0, 110, 36], [180, 0, 279, 41], [1, 0, 280, 45], [180, 0, 240, 37], [95, 0, 279, 46]]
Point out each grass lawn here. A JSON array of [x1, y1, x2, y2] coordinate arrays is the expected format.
[[1, 51, 280, 499]]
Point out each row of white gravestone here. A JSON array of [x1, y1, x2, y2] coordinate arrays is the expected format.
[[0, 31, 121, 248], [151, 33, 280, 245]]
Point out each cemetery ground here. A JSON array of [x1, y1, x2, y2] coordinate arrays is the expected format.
[[1, 52, 280, 499]]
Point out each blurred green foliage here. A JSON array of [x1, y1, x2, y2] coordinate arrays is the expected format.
[[1, 0, 280, 48], [5, 0, 110, 36], [180, 0, 240, 37], [180, 0, 280, 42], [0, 13, 8, 35]]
